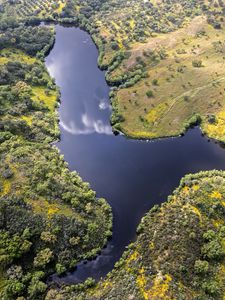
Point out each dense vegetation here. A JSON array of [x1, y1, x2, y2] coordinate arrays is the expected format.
[[0, 18, 112, 300], [47, 171, 225, 300]]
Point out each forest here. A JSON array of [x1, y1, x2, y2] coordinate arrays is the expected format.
[[0, 0, 224, 299], [0, 16, 112, 300]]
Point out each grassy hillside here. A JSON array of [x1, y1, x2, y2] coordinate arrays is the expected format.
[[110, 17, 225, 140], [47, 171, 225, 300]]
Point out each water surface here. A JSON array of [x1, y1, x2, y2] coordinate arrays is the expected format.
[[46, 25, 225, 283]]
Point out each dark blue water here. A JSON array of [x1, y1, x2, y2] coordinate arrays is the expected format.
[[46, 25, 225, 283]]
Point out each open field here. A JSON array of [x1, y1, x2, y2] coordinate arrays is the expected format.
[[111, 17, 225, 140]]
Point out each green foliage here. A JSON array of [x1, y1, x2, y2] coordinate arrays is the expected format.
[[33, 248, 53, 268], [27, 273, 47, 298], [146, 90, 154, 98], [194, 260, 209, 274], [202, 280, 221, 296], [55, 263, 66, 275], [0, 20, 54, 57], [53, 171, 225, 299], [152, 79, 158, 86], [201, 239, 224, 260], [0, 16, 112, 300], [0, 231, 32, 268]]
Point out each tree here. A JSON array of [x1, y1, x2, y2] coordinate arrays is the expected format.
[[28, 272, 47, 298], [33, 248, 53, 268], [201, 240, 224, 260], [194, 260, 209, 274], [111, 41, 119, 50], [202, 280, 220, 296]]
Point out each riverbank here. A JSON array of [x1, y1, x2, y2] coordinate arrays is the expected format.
[[45, 25, 225, 289], [47, 170, 225, 300], [0, 20, 112, 300]]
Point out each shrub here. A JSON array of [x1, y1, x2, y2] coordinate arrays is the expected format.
[[152, 79, 158, 85], [146, 90, 154, 98], [207, 114, 216, 124], [202, 280, 220, 296], [192, 60, 203, 67], [203, 230, 216, 241], [201, 240, 224, 260], [194, 260, 209, 274], [33, 248, 53, 268], [111, 42, 119, 50]]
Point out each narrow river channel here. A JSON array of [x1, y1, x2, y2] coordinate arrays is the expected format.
[[46, 25, 225, 283]]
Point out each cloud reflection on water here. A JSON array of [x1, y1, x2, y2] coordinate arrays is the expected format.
[[60, 113, 113, 135]]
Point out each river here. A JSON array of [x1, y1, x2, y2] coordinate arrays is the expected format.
[[45, 25, 225, 283]]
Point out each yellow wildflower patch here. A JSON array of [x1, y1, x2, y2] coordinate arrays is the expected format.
[[203, 111, 225, 142], [136, 270, 148, 300], [117, 37, 124, 49], [210, 191, 222, 199], [89, 280, 113, 298], [0, 180, 11, 196], [182, 186, 190, 195], [31, 86, 58, 111], [0, 49, 37, 65], [137, 271, 173, 300], [111, 21, 120, 31], [129, 131, 158, 139], [55, 1, 66, 13], [103, 281, 113, 289], [145, 103, 168, 124], [26, 198, 75, 219], [21, 115, 33, 126], [192, 185, 200, 191], [0, 57, 9, 65], [147, 274, 173, 300], [149, 242, 155, 250], [213, 219, 224, 228], [130, 19, 135, 30], [184, 204, 202, 222], [127, 250, 139, 264], [48, 207, 59, 217], [191, 206, 202, 222]]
